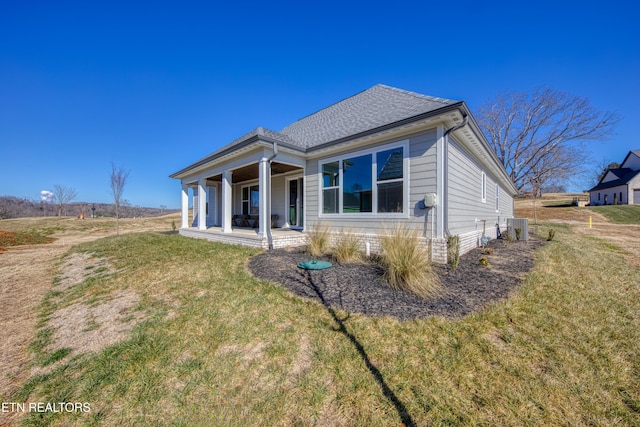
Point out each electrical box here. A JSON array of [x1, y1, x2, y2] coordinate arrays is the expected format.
[[423, 193, 437, 208]]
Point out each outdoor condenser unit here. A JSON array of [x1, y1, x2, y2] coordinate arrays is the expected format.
[[507, 218, 529, 241]]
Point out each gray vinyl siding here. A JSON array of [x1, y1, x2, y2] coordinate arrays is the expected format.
[[447, 138, 511, 237], [304, 128, 438, 235], [271, 175, 286, 227]]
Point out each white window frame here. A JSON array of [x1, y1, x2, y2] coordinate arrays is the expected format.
[[481, 172, 487, 203], [318, 140, 410, 219], [241, 183, 259, 215]]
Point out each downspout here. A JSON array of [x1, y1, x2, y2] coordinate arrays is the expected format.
[[442, 114, 468, 237], [266, 140, 278, 250]]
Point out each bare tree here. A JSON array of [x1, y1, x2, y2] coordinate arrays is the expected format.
[[477, 87, 620, 193], [52, 185, 78, 217], [110, 163, 130, 235]]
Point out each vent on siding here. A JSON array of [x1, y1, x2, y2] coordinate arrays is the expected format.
[[507, 218, 529, 241]]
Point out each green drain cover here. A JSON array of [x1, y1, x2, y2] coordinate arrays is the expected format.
[[297, 260, 332, 270]]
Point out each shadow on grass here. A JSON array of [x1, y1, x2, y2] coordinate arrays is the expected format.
[[302, 270, 416, 427]]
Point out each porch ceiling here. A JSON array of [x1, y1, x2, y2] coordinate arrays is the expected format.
[[229, 162, 301, 183], [191, 162, 302, 186]]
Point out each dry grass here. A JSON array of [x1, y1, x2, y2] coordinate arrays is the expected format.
[[331, 230, 363, 264], [306, 222, 330, 257], [379, 225, 441, 299], [4, 214, 640, 426]]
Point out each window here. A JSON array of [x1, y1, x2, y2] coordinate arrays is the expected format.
[[319, 143, 406, 216], [342, 154, 372, 213], [322, 161, 339, 213], [242, 185, 259, 215], [481, 172, 487, 203], [598, 193, 601, 201], [620, 192, 624, 203], [495, 184, 500, 211], [377, 147, 404, 213]]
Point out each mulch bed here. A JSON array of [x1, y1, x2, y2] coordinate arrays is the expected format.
[[248, 235, 546, 320]]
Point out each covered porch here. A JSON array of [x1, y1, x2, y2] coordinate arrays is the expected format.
[[177, 144, 306, 248]]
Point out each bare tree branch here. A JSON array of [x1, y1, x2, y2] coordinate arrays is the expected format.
[[52, 184, 77, 217], [110, 163, 130, 235], [477, 87, 621, 193]]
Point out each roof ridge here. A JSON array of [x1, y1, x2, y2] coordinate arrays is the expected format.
[[375, 84, 456, 105]]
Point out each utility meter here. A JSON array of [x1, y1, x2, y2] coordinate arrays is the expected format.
[[424, 193, 437, 208]]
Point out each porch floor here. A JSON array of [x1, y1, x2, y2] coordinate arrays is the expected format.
[[179, 226, 307, 249]]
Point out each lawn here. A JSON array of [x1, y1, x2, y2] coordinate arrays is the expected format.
[[13, 226, 640, 426], [586, 205, 640, 224]]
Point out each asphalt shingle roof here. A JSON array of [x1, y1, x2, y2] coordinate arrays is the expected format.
[[279, 84, 457, 148], [171, 84, 459, 177], [589, 168, 640, 191]]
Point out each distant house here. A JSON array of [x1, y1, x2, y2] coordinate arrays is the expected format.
[[170, 85, 518, 263], [589, 150, 640, 206]]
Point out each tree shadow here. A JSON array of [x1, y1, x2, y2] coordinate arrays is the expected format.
[[302, 270, 416, 427]]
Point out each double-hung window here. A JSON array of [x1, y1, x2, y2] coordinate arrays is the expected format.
[[320, 142, 407, 216], [241, 185, 259, 215]]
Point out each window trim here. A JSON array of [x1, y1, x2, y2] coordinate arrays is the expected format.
[[241, 183, 259, 215], [481, 172, 487, 203], [318, 140, 410, 219]]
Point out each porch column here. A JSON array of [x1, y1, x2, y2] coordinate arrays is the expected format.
[[221, 170, 233, 233], [258, 158, 270, 238], [198, 178, 207, 231], [181, 183, 189, 229]]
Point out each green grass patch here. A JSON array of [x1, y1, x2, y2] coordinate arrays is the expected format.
[[587, 205, 640, 224], [16, 230, 640, 426]]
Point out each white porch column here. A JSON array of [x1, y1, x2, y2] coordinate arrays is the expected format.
[[198, 178, 207, 230], [181, 183, 189, 229], [221, 170, 233, 233], [258, 158, 270, 238]]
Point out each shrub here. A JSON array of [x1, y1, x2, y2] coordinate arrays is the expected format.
[[547, 229, 556, 241], [479, 257, 489, 267], [447, 235, 460, 270], [515, 228, 522, 241], [306, 223, 330, 257], [332, 231, 362, 264], [380, 225, 441, 299], [171, 220, 177, 231]]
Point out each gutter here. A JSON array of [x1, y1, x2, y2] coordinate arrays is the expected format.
[[442, 114, 469, 237], [265, 139, 278, 250]]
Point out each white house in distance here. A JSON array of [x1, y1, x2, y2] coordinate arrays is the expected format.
[[170, 85, 518, 263], [588, 150, 640, 206]]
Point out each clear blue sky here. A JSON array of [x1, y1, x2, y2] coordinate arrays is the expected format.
[[1, 1, 638, 208]]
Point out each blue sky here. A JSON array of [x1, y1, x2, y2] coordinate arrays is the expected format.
[[1, 0, 638, 208]]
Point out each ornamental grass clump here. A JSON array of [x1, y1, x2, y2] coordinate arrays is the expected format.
[[306, 223, 330, 257], [380, 225, 441, 299], [332, 230, 363, 264]]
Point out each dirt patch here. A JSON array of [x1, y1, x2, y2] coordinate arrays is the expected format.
[[45, 289, 142, 362], [0, 216, 176, 426], [249, 236, 545, 320], [54, 252, 116, 292]]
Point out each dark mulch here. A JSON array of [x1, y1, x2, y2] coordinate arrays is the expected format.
[[248, 235, 546, 320]]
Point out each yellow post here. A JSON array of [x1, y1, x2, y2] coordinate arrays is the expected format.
[[589, 216, 592, 229]]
